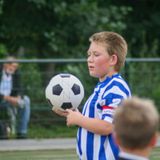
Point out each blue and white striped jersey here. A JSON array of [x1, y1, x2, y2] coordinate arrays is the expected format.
[[77, 73, 131, 160]]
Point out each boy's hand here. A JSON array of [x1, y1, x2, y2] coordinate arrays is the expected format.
[[52, 107, 68, 117], [66, 109, 83, 126]]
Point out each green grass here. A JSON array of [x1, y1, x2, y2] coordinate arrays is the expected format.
[[150, 147, 160, 160], [0, 148, 159, 160], [28, 124, 78, 138], [0, 149, 77, 160]]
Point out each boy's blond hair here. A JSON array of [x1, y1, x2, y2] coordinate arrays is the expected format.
[[114, 96, 159, 149], [89, 31, 127, 72]]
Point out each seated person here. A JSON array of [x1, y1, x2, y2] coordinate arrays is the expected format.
[[0, 56, 30, 138]]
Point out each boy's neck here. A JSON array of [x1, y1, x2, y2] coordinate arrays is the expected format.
[[100, 71, 118, 82], [121, 146, 151, 158], [107, 70, 118, 77]]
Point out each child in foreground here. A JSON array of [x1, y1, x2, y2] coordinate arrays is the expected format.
[[54, 31, 131, 160], [114, 96, 159, 160]]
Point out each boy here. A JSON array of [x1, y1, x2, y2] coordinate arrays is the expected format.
[[113, 96, 159, 160], [54, 31, 131, 159]]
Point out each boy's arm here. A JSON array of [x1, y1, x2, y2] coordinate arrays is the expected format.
[[66, 109, 113, 135]]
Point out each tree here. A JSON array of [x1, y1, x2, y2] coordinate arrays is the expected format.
[[0, 0, 131, 58]]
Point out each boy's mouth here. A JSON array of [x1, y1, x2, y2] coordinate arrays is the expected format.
[[88, 66, 94, 70]]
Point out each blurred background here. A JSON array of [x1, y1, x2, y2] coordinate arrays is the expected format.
[[0, 0, 159, 139]]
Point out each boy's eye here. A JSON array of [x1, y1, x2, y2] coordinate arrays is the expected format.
[[93, 52, 100, 56], [87, 51, 101, 57]]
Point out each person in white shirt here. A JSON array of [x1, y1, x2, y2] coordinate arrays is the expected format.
[[0, 56, 30, 139]]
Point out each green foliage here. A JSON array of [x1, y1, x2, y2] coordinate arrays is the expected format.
[[20, 63, 43, 102], [0, 0, 131, 58], [122, 0, 160, 57], [44, 2, 131, 58], [0, 43, 7, 57], [126, 62, 160, 112], [0, 0, 159, 58], [152, 85, 160, 112], [0, 0, 3, 14]]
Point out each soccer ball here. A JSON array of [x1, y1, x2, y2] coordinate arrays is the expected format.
[[45, 73, 84, 111]]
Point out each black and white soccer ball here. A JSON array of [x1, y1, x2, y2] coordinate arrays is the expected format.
[[45, 73, 84, 111]]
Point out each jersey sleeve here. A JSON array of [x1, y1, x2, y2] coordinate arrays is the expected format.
[[99, 88, 128, 123], [99, 94, 122, 123]]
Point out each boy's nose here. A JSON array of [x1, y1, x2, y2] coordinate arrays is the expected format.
[[87, 55, 94, 63]]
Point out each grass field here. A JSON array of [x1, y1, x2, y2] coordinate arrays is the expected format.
[[0, 147, 159, 160], [28, 124, 78, 138], [0, 149, 77, 160]]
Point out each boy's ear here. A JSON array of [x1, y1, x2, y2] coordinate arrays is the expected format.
[[149, 133, 158, 147], [110, 54, 118, 66]]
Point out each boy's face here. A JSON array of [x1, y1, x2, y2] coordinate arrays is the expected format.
[[87, 41, 116, 81]]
